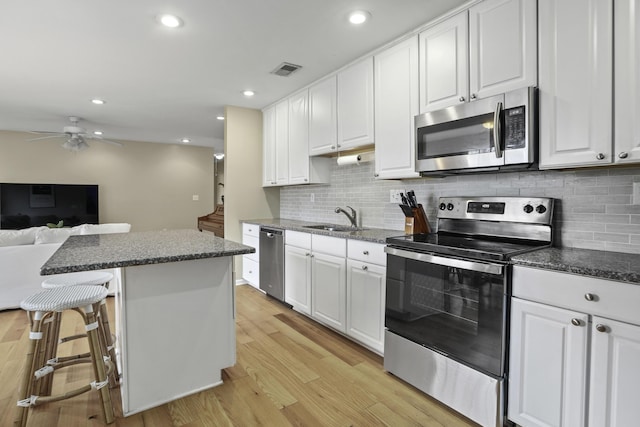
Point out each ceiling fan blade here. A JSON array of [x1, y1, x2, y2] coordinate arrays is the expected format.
[[88, 136, 123, 147], [27, 134, 65, 141]]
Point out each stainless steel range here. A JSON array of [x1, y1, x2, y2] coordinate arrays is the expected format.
[[384, 196, 554, 427]]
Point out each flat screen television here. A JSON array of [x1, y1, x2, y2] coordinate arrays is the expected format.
[[0, 183, 99, 229]]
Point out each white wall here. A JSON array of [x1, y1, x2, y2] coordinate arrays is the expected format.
[[0, 130, 215, 231]]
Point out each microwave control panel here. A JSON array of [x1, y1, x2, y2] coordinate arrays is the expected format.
[[504, 106, 526, 149]]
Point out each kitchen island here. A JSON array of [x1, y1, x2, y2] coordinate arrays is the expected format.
[[41, 229, 255, 417]]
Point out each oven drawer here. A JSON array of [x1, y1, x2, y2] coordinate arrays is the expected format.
[[512, 265, 640, 325]]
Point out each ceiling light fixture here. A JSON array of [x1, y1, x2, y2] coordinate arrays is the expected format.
[[349, 10, 370, 25], [181, 138, 191, 143], [216, 116, 225, 121], [214, 153, 225, 160], [93, 131, 103, 135], [243, 90, 255, 97], [91, 99, 105, 105], [158, 14, 183, 28]]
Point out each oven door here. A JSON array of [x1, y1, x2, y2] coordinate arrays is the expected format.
[[384, 246, 507, 377]]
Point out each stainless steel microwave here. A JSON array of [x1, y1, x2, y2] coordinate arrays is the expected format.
[[415, 86, 537, 175]]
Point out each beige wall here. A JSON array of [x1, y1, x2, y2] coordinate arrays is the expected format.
[[224, 106, 279, 278], [0, 130, 214, 231]]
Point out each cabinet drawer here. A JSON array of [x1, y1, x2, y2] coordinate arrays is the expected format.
[[242, 257, 259, 286], [242, 223, 259, 238], [512, 266, 640, 325], [312, 234, 346, 257], [242, 235, 259, 262], [286, 230, 311, 249], [348, 240, 386, 266]]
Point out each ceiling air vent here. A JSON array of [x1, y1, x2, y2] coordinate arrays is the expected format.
[[271, 62, 302, 77]]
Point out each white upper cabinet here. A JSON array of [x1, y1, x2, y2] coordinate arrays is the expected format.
[[419, 0, 536, 114], [262, 105, 277, 186], [419, 12, 468, 113], [274, 99, 289, 185], [337, 57, 375, 151], [288, 89, 310, 185], [374, 36, 420, 179], [309, 76, 338, 156], [614, 0, 640, 164], [468, 0, 537, 99], [538, 0, 613, 168]]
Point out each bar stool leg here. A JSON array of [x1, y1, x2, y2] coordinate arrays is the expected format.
[[97, 299, 120, 387], [83, 303, 115, 424], [15, 311, 46, 427]]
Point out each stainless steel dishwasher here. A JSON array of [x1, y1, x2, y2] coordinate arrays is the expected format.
[[259, 227, 284, 301]]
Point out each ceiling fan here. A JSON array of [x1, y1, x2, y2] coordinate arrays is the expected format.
[[28, 116, 123, 152]]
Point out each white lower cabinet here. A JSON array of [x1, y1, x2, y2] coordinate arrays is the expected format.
[[311, 250, 347, 332], [346, 260, 385, 353], [509, 266, 640, 427], [241, 223, 259, 289], [284, 231, 312, 314]]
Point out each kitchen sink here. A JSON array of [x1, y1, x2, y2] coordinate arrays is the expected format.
[[303, 224, 366, 232]]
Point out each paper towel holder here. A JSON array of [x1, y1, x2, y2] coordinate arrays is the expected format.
[[336, 150, 374, 166]]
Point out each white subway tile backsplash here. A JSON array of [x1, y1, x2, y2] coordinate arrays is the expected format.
[[280, 162, 640, 254]]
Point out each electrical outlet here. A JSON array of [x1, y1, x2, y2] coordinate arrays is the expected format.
[[192, 194, 199, 201], [310, 193, 315, 203], [633, 183, 640, 205], [389, 189, 404, 204]]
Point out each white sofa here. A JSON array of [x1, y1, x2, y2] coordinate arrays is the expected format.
[[0, 223, 131, 310]]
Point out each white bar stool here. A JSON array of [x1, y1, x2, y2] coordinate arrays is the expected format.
[[40, 271, 119, 391], [16, 285, 115, 427]]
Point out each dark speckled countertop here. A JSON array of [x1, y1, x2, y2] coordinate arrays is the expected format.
[[241, 218, 404, 243], [511, 247, 640, 284], [41, 229, 255, 275]]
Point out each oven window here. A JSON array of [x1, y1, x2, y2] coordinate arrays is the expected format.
[[385, 254, 505, 376], [417, 112, 495, 160]]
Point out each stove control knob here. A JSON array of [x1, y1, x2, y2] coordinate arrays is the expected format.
[[447, 203, 454, 211], [439, 203, 447, 210], [523, 204, 534, 213], [536, 205, 547, 214]]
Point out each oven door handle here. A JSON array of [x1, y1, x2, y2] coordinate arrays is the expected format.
[[384, 247, 504, 275]]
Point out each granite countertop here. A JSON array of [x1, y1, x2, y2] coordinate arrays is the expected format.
[[41, 229, 255, 275], [241, 218, 404, 243], [511, 247, 640, 284]]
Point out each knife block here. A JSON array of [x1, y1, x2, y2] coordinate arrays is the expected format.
[[404, 204, 431, 234]]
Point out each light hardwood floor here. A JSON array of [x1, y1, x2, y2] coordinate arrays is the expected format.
[[0, 284, 477, 426]]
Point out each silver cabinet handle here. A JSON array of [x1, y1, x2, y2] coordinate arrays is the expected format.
[[305, 252, 310, 256], [459, 96, 465, 102], [249, 270, 252, 274], [362, 265, 368, 271], [571, 318, 582, 326], [374, 173, 379, 177], [330, 145, 336, 150], [619, 152, 629, 159], [493, 102, 503, 158], [363, 250, 369, 255], [595, 324, 608, 333], [471, 93, 477, 100], [584, 293, 596, 301], [596, 153, 605, 160]]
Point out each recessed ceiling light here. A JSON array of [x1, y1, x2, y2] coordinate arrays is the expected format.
[[91, 99, 105, 105], [216, 116, 225, 121], [93, 131, 103, 136], [181, 138, 191, 143], [214, 153, 225, 160], [158, 14, 183, 28], [243, 90, 255, 97], [349, 10, 370, 25]]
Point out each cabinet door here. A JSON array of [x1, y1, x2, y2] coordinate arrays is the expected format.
[[374, 36, 420, 179], [309, 76, 338, 156], [614, 0, 640, 164], [538, 0, 613, 168], [468, 0, 537, 99], [337, 57, 374, 150], [588, 317, 640, 427], [419, 12, 468, 113], [262, 106, 277, 186], [311, 251, 346, 332], [508, 298, 588, 427], [346, 260, 385, 353], [288, 89, 310, 185], [284, 245, 311, 315], [275, 99, 289, 185]]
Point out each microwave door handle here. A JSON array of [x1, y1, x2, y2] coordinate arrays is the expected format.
[[493, 101, 503, 158]]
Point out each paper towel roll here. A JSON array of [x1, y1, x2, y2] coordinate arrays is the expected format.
[[337, 154, 361, 166]]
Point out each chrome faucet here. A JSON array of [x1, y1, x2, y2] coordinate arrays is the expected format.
[[335, 206, 358, 228]]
